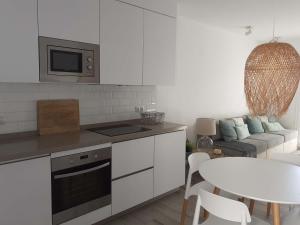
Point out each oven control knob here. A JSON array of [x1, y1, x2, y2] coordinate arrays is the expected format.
[[87, 65, 93, 70], [87, 57, 92, 62], [69, 160, 74, 165], [94, 154, 98, 159]]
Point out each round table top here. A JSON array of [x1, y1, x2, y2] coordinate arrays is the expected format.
[[199, 157, 300, 205]]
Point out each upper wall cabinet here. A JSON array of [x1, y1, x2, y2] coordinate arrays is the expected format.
[[143, 11, 176, 85], [118, 0, 177, 17], [100, 0, 143, 85], [0, 0, 39, 83], [38, 0, 99, 44]]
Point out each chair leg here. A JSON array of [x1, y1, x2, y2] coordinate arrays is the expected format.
[[267, 203, 272, 217], [203, 209, 209, 220], [249, 200, 255, 215], [180, 199, 188, 225]]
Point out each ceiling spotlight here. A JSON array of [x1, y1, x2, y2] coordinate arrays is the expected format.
[[245, 26, 253, 36]]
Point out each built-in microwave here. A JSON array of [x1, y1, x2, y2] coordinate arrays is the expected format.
[[39, 37, 100, 83]]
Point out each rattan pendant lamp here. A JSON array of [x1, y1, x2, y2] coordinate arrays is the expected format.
[[244, 21, 300, 117]]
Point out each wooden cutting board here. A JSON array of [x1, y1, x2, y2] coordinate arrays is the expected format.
[[37, 99, 80, 135]]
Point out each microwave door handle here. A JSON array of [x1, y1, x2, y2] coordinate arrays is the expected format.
[[54, 162, 110, 179]]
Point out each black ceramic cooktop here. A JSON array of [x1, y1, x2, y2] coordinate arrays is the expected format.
[[88, 124, 151, 137]]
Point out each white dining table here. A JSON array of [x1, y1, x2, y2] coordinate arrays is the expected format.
[[199, 157, 300, 225]]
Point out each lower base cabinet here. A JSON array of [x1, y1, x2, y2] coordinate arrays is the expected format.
[[112, 169, 154, 215], [0, 157, 52, 225], [154, 131, 186, 197]]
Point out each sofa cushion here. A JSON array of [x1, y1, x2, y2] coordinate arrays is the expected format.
[[232, 117, 245, 126], [239, 138, 268, 156], [269, 129, 298, 142], [258, 116, 269, 123], [247, 133, 284, 148], [219, 120, 238, 142], [235, 124, 250, 140], [263, 121, 285, 132], [246, 116, 264, 134]]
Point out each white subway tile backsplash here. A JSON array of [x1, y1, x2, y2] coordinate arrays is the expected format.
[[0, 83, 156, 134]]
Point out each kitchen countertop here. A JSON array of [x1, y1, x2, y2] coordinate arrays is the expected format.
[[0, 120, 186, 165]]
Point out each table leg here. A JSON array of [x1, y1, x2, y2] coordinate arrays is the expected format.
[[271, 203, 281, 225], [267, 202, 272, 217], [204, 187, 220, 219], [213, 187, 220, 195], [249, 199, 255, 215], [180, 199, 188, 225]]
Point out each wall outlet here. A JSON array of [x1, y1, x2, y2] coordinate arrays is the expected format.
[[135, 106, 145, 113]]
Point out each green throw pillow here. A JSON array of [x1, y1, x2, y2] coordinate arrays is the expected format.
[[258, 116, 269, 123], [263, 122, 285, 132], [235, 124, 250, 140], [219, 120, 238, 142], [232, 117, 245, 126], [246, 116, 264, 134]]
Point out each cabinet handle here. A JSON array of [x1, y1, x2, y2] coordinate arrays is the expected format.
[[54, 162, 110, 179]]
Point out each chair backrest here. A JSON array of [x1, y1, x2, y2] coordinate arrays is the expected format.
[[192, 189, 251, 225], [270, 153, 300, 166], [185, 152, 210, 199]]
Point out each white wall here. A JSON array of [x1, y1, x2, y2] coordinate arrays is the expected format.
[[279, 37, 300, 136], [156, 16, 256, 142], [0, 83, 155, 134]]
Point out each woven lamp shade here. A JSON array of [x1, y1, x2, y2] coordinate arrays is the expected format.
[[245, 42, 300, 117]]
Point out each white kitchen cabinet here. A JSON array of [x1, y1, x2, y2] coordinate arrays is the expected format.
[[118, 0, 177, 17], [0, 157, 52, 225], [112, 137, 154, 179], [143, 11, 177, 85], [0, 0, 39, 83], [100, 0, 143, 85], [38, 0, 99, 44], [112, 169, 153, 215], [154, 130, 186, 197]]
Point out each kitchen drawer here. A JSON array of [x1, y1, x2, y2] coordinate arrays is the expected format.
[[112, 169, 153, 215], [112, 136, 154, 179]]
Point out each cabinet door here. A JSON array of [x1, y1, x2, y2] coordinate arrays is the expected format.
[[154, 131, 186, 197], [0, 0, 39, 83], [112, 137, 154, 179], [0, 157, 52, 225], [143, 11, 176, 85], [38, 0, 99, 44], [100, 0, 143, 85], [112, 169, 153, 215], [118, 0, 177, 17]]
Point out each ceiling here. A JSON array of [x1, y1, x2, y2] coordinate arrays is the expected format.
[[179, 0, 300, 41]]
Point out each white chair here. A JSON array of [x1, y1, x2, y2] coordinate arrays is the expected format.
[[192, 189, 270, 225], [180, 152, 214, 225], [180, 152, 239, 225]]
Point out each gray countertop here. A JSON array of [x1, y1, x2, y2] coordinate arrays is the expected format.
[[0, 120, 186, 165]]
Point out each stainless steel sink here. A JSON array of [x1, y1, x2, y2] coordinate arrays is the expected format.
[[88, 124, 151, 137]]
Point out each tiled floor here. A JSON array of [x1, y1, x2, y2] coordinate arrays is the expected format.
[[96, 187, 290, 225]]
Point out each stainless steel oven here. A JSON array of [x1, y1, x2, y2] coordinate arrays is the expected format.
[[51, 147, 111, 225], [39, 37, 100, 83]]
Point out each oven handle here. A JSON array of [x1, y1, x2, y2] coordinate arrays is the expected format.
[[54, 162, 110, 179]]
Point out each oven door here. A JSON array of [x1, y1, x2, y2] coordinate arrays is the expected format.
[[52, 159, 111, 225]]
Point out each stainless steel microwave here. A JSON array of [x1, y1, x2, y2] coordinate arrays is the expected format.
[[39, 37, 100, 83]]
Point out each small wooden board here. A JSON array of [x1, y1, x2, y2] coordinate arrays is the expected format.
[[37, 99, 80, 135]]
